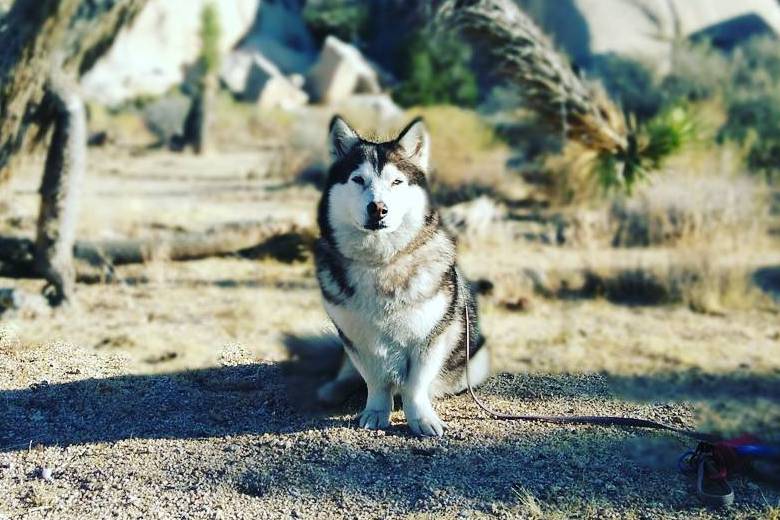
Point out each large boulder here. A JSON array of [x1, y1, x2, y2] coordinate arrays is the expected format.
[[81, 0, 260, 105], [80, 0, 316, 106], [520, 0, 780, 70], [235, 0, 317, 75], [305, 35, 382, 104], [221, 50, 308, 109]]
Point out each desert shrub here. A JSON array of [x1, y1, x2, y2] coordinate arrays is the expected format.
[[578, 38, 780, 188], [660, 43, 730, 103], [658, 37, 780, 182], [303, 0, 369, 44], [581, 260, 770, 312], [721, 92, 780, 181], [407, 106, 509, 200], [588, 54, 663, 121], [394, 29, 479, 108], [728, 36, 780, 91], [610, 173, 768, 248], [543, 104, 699, 204], [717, 37, 780, 182]]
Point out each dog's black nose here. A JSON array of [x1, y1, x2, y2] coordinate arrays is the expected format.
[[367, 201, 388, 218]]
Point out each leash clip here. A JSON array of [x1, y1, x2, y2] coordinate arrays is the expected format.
[[679, 443, 734, 508]]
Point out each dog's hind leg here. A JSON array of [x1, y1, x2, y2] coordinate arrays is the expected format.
[[317, 354, 365, 406]]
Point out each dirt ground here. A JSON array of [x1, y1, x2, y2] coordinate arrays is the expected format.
[[1, 148, 779, 519]]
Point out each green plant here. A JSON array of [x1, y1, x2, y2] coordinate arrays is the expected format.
[[198, 2, 221, 76], [722, 95, 780, 182], [393, 29, 479, 108], [442, 0, 695, 196], [595, 104, 698, 192]]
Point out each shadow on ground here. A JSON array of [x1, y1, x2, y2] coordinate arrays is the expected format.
[[755, 266, 780, 301], [481, 370, 780, 404], [3, 361, 778, 449], [2, 362, 778, 513], [0, 362, 319, 451]]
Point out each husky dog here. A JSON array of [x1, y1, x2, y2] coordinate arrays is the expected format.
[[313, 116, 490, 437]]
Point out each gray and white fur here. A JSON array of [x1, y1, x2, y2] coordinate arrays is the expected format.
[[314, 116, 490, 437]]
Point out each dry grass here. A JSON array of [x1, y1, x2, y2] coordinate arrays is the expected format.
[[87, 102, 157, 148], [583, 255, 773, 313], [212, 94, 298, 147], [476, 252, 775, 314], [611, 173, 768, 249], [409, 105, 509, 188], [542, 141, 602, 205], [509, 487, 549, 519]]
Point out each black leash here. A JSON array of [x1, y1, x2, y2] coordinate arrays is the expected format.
[[463, 308, 720, 442], [462, 308, 779, 507]]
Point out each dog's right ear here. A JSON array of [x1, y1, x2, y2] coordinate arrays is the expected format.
[[328, 116, 360, 160]]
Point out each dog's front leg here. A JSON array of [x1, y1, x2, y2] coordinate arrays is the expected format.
[[359, 382, 393, 430], [348, 351, 393, 430], [402, 343, 447, 437]]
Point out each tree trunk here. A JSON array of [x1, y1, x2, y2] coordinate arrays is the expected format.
[[0, 0, 147, 306], [34, 68, 87, 305], [0, 0, 147, 185], [183, 74, 217, 155]]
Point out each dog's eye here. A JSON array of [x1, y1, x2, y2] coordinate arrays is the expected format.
[[392, 179, 403, 186], [352, 177, 364, 185]]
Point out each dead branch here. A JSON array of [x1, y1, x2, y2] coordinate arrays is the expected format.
[[0, 220, 314, 280]]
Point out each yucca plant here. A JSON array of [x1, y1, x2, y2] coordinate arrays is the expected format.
[[595, 105, 698, 191], [440, 0, 695, 193]]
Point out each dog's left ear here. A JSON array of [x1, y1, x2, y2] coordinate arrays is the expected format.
[[397, 117, 430, 172]]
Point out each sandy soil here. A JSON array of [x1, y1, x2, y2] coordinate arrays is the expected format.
[[1, 148, 778, 519]]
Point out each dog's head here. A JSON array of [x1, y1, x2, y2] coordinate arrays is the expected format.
[[322, 116, 432, 239]]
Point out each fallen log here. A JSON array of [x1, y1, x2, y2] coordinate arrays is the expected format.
[[0, 220, 315, 280]]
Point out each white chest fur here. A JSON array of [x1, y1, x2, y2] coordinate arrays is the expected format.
[[327, 262, 447, 345], [323, 260, 449, 384]]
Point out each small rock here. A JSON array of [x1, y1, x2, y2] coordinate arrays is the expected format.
[[41, 466, 54, 482]]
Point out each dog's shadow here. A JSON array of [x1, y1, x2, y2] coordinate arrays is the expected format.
[[1, 337, 380, 451]]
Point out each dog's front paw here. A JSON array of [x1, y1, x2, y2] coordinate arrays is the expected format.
[[406, 407, 445, 437], [359, 408, 390, 430]]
